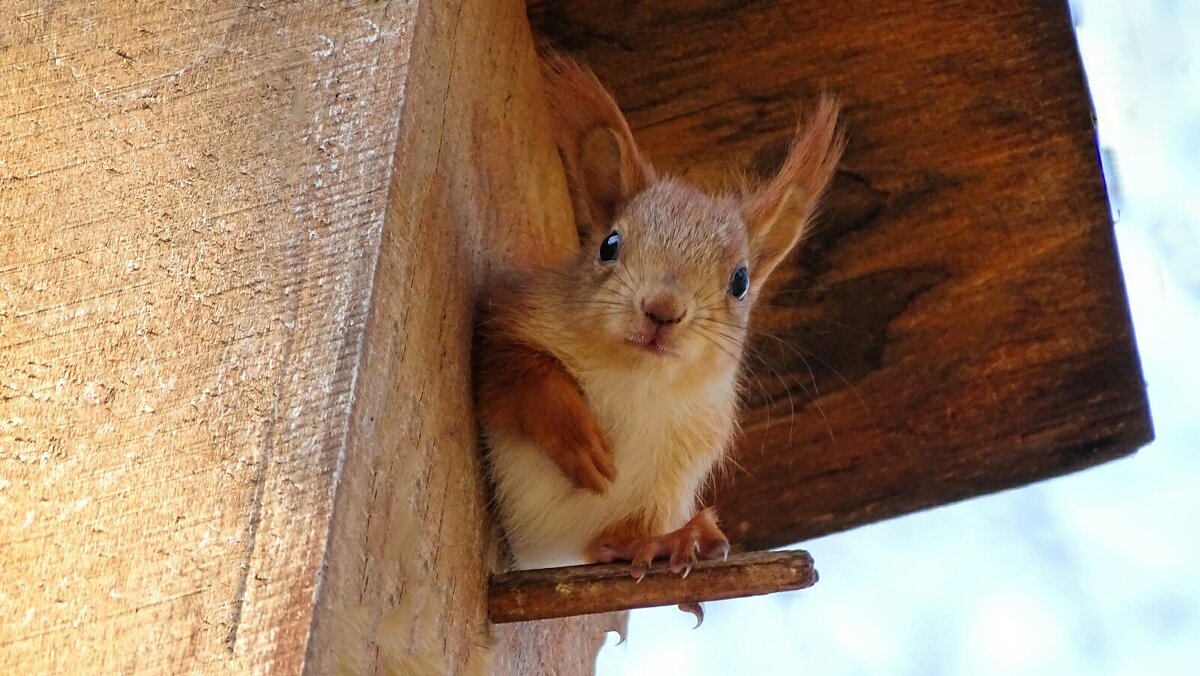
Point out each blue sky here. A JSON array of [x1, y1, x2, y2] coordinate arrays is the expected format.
[[599, 2, 1200, 673]]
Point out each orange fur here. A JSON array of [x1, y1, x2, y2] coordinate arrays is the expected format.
[[476, 53, 845, 575], [540, 52, 656, 242], [585, 510, 657, 562], [476, 326, 615, 494], [741, 95, 846, 279]]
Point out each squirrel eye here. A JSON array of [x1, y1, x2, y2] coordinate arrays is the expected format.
[[598, 230, 620, 262], [728, 266, 750, 300]]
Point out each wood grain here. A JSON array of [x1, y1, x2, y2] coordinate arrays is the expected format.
[[1, 0, 604, 673], [528, 0, 1153, 550], [489, 550, 818, 623], [302, 0, 612, 673], [2, 2, 410, 671]]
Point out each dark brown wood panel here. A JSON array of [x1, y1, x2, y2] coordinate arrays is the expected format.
[[528, 0, 1152, 550]]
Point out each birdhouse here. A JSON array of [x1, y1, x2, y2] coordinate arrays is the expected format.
[[2, 0, 1149, 673]]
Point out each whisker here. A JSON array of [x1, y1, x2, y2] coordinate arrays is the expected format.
[[785, 342, 874, 423], [697, 299, 733, 315], [582, 298, 630, 309], [691, 326, 742, 363], [693, 321, 821, 448], [738, 346, 790, 449], [745, 333, 841, 441], [743, 341, 809, 444], [702, 316, 749, 331], [696, 285, 725, 308], [611, 268, 638, 297]]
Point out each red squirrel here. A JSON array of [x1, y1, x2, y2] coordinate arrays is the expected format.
[[476, 53, 843, 611]]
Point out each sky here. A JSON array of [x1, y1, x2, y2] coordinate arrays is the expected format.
[[598, 2, 1200, 674]]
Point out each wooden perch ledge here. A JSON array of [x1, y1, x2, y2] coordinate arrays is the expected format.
[[488, 550, 817, 623]]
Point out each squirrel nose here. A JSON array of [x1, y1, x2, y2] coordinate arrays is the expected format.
[[642, 294, 686, 326]]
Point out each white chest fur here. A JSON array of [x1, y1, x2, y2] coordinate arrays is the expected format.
[[486, 362, 735, 570]]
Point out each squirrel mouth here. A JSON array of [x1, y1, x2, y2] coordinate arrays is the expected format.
[[628, 339, 672, 355], [627, 332, 676, 356]]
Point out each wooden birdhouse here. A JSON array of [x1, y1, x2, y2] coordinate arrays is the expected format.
[[2, 0, 1150, 673]]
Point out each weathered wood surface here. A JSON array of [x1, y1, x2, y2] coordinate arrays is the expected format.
[[490, 550, 818, 623], [529, 0, 1153, 550], [303, 0, 617, 673], [1, 0, 610, 673], [2, 2, 406, 671]]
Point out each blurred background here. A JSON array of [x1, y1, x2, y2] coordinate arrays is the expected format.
[[598, 1, 1200, 673]]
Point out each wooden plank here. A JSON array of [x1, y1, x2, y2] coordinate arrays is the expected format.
[[528, 0, 1153, 549], [489, 550, 818, 623], [1, 0, 607, 672], [302, 1, 617, 673], [1, 2, 409, 671]]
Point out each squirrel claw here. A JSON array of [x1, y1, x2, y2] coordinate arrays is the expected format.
[[596, 507, 729, 585], [678, 602, 704, 628], [630, 556, 650, 581]]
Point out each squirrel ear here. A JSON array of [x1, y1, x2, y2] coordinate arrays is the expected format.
[[577, 125, 652, 234], [742, 95, 845, 281], [540, 52, 655, 241]]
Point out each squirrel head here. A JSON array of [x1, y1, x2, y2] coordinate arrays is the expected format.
[[540, 53, 844, 372]]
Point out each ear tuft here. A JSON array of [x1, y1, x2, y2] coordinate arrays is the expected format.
[[741, 95, 845, 281], [539, 52, 655, 242]]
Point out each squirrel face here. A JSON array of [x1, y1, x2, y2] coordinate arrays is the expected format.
[[575, 180, 754, 368], [541, 53, 844, 378]]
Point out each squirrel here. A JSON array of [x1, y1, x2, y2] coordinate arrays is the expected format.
[[475, 53, 844, 620]]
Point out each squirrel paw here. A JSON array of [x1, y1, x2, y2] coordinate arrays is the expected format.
[[551, 413, 616, 494], [594, 507, 730, 580]]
